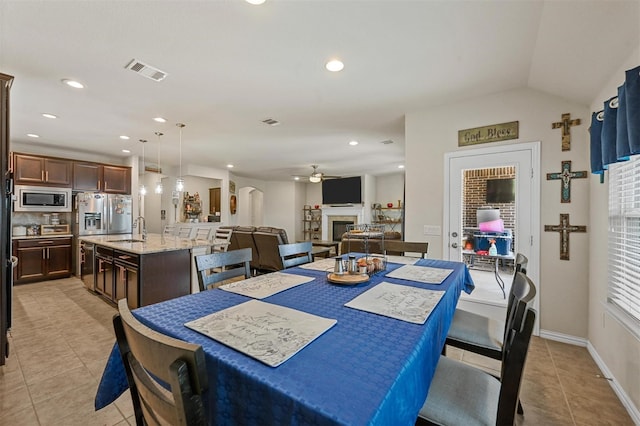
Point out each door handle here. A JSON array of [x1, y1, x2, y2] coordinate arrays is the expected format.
[[451, 242, 458, 249]]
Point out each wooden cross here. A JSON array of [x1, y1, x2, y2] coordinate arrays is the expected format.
[[546, 160, 588, 203], [544, 214, 587, 260], [552, 113, 581, 151]]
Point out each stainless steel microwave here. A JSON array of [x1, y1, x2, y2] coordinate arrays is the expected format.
[[14, 185, 72, 212]]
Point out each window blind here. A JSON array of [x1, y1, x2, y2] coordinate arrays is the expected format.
[[608, 155, 640, 324]]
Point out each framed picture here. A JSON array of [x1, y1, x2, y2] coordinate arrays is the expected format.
[[229, 180, 236, 194]]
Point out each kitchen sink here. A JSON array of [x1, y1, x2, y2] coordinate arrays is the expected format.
[[108, 239, 145, 243]]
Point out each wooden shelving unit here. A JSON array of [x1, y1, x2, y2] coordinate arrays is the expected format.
[[372, 205, 403, 233], [302, 207, 322, 240]]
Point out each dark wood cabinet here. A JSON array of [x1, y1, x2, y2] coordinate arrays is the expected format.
[[13, 237, 72, 283], [14, 154, 72, 187], [73, 162, 131, 194], [209, 187, 221, 214], [92, 243, 190, 309], [102, 165, 131, 194]]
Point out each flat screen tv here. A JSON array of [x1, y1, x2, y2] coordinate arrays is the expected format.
[[322, 176, 362, 205], [486, 178, 515, 203]]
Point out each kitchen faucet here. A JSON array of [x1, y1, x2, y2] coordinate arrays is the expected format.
[[133, 216, 147, 241]]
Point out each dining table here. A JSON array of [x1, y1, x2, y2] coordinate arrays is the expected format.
[[94, 255, 474, 426]]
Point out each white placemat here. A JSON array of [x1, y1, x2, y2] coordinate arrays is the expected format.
[[220, 272, 314, 299], [344, 281, 445, 324], [385, 255, 421, 265], [298, 257, 337, 271], [185, 300, 337, 367], [385, 264, 453, 284]]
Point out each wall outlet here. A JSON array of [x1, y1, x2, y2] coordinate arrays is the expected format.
[[423, 225, 441, 236]]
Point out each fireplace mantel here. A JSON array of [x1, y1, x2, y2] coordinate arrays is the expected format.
[[321, 206, 365, 240]]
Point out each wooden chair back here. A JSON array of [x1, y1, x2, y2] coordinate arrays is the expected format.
[[497, 273, 536, 424], [278, 241, 313, 269], [384, 240, 429, 258], [113, 299, 208, 426], [177, 227, 193, 239], [193, 227, 212, 241], [212, 228, 233, 252], [195, 248, 252, 291]]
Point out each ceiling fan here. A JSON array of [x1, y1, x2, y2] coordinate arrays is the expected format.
[[308, 165, 340, 183]]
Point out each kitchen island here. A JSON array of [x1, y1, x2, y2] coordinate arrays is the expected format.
[[79, 233, 211, 309]]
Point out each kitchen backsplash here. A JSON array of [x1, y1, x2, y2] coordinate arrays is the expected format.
[[12, 212, 72, 226]]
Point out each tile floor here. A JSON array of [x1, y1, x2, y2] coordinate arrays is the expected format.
[[0, 277, 635, 425]]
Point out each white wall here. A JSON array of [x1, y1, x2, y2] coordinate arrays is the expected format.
[[587, 47, 640, 415], [376, 173, 405, 207], [405, 87, 590, 339], [263, 180, 298, 239]]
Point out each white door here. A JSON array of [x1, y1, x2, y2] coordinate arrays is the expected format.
[[443, 142, 540, 328]]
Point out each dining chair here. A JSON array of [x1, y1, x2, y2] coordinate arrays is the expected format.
[[444, 253, 528, 360], [384, 240, 429, 258], [193, 227, 212, 241], [178, 226, 193, 239], [212, 228, 233, 252], [417, 272, 536, 426], [278, 241, 313, 269], [113, 299, 209, 426], [195, 248, 252, 291]]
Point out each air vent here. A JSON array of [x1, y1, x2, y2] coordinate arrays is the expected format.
[[125, 59, 168, 82], [262, 118, 280, 126], [380, 139, 394, 145]]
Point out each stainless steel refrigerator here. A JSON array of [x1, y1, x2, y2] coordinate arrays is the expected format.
[[74, 192, 132, 288]]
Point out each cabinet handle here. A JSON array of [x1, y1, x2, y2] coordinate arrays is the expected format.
[[41, 170, 45, 181], [104, 181, 108, 190], [47, 248, 50, 259], [42, 249, 46, 260], [38, 241, 54, 244], [98, 180, 101, 190], [45, 171, 49, 181]]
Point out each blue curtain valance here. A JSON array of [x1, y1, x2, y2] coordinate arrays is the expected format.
[[590, 65, 640, 174]]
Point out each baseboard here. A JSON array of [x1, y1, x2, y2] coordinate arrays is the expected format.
[[537, 330, 640, 423], [587, 342, 640, 425], [539, 329, 587, 347]]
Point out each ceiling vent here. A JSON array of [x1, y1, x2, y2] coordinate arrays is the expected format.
[[125, 59, 167, 82], [262, 118, 280, 126], [380, 139, 394, 145]]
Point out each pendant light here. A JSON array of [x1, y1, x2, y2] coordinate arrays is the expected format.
[[139, 139, 148, 196], [155, 132, 163, 194], [176, 123, 185, 192]]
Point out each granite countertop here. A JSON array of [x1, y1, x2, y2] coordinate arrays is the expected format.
[[78, 233, 213, 255], [13, 234, 73, 240]]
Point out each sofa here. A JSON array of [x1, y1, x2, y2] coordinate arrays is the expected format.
[[221, 226, 290, 272]]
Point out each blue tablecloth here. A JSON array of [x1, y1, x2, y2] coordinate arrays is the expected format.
[[95, 258, 474, 425]]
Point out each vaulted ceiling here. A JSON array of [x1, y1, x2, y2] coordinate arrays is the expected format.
[[1, 1, 638, 180]]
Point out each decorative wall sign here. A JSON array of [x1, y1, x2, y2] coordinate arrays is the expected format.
[[229, 180, 236, 194], [546, 161, 588, 203], [458, 121, 519, 146], [544, 214, 586, 260], [552, 113, 581, 151], [230, 195, 237, 214]]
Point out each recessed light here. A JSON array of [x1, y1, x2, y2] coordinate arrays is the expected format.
[[398, 165, 405, 169], [245, 0, 266, 4], [61, 79, 84, 89], [27, 133, 39, 138], [153, 117, 166, 123], [42, 113, 57, 119], [122, 149, 131, 153], [294, 176, 300, 181], [349, 140, 359, 146], [227, 164, 234, 168], [325, 59, 344, 72], [120, 135, 130, 140]]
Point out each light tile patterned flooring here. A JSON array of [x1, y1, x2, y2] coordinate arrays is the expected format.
[[0, 277, 635, 425]]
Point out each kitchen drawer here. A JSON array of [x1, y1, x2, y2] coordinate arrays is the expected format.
[[17, 237, 71, 248]]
